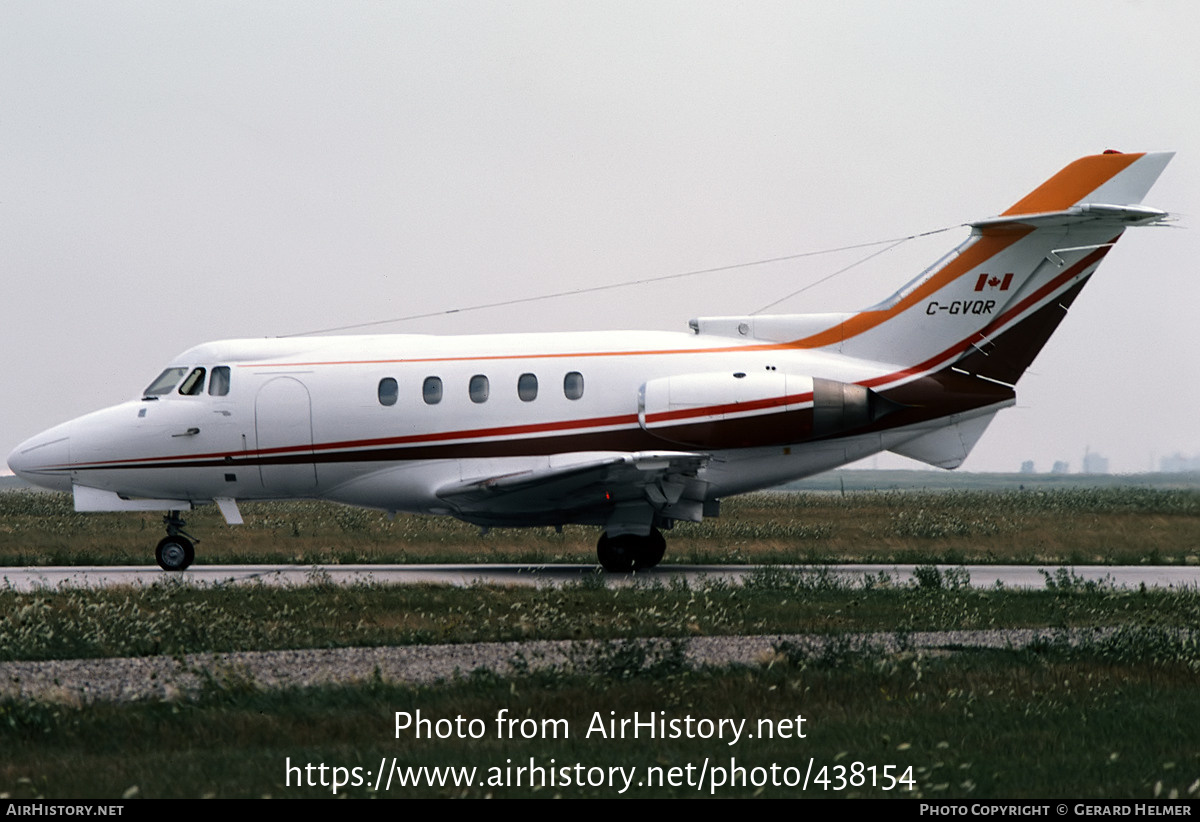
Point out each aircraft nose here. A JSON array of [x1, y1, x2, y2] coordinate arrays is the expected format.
[[7, 425, 73, 492]]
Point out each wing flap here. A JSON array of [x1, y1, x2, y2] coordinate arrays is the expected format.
[[437, 451, 709, 527]]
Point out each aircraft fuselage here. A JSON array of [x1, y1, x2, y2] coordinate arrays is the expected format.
[[15, 329, 996, 520]]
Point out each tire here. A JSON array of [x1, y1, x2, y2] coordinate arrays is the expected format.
[[597, 529, 667, 572], [632, 528, 666, 570], [155, 536, 195, 572], [596, 533, 637, 573]]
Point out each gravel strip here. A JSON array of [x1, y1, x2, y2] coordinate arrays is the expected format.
[[0, 628, 1123, 704]]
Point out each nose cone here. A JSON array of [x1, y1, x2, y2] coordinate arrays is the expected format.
[[7, 424, 73, 492]]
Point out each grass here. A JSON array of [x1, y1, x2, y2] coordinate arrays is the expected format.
[[3, 633, 1200, 798], [2, 487, 1199, 567], [2, 486, 1200, 798], [4, 571, 1200, 662], [2, 575, 1199, 798]]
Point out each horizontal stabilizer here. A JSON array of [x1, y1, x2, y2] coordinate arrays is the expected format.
[[970, 203, 1170, 232]]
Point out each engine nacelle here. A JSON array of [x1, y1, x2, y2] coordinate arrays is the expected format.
[[638, 372, 899, 449], [811, 377, 903, 438]]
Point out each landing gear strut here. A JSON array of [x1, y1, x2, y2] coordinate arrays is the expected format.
[[155, 512, 197, 572], [596, 527, 666, 572]]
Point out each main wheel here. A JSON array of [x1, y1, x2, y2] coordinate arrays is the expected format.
[[596, 533, 638, 572], [596, 529, 667, 572], [155, 536, 195, 572], [632, 528, 666, 570]]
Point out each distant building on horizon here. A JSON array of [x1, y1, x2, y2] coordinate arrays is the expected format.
[[1160, 453, 1200, 473], [1082, 451, 1109, 474]]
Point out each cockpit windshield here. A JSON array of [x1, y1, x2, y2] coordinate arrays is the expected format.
[[178, 367, 206, 396], [209, 366, 230, 396], [143, 367, 188, 398]]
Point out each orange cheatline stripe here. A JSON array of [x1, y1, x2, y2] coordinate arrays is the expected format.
[[234, 345, 778, 368], [779, 229, 1030, 349], [1001, 152, 1143, 216], [238, 230, 1028, 368]]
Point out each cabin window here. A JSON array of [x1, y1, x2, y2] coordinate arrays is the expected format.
[[209, 366, 231, 396], [378, 377, 398, 406], [469, 374, 490, 404], [423, 376, 443, 405], [564, 371, 584, 400], [178, 367, 206, 396], [518, 373, 538, 402], [143, 367, 187, 397]]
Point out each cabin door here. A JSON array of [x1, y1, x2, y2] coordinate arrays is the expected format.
[[255, 377, 318, 493]]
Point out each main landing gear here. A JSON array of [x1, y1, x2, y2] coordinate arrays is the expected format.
[[596, 527, 666, 573], [155, 512, 197, 572]]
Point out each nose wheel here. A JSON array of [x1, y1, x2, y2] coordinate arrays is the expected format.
[[596, 527, 666, 572], [155, 512, 197, 571], [155, 536, 195, 572]]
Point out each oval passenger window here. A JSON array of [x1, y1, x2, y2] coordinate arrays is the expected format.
[[423, 376, 443, 405], [378, 377, 398, 406], [518, 373, 538, 402], [469, 374, 490, 404], [564, 371, 584, 400]]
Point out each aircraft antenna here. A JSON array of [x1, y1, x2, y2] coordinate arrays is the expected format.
[[750, 235, 912, 315], [281, 225, 959, 337]]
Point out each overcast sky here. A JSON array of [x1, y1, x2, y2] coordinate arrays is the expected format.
[[3, 1, 1198, 474]]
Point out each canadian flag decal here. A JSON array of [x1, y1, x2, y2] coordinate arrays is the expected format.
[[974, 273, 1013, 292]]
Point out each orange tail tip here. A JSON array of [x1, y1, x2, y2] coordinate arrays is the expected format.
[[1001, 151, 1173, 217]]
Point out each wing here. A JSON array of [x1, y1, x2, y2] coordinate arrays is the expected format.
[[435, 450, 710, 528]]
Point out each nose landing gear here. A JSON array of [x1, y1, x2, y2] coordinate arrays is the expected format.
[[155, 512, 197, 572]]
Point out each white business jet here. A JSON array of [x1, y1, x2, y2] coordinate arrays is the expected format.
[[7, 151, 1174, 572]]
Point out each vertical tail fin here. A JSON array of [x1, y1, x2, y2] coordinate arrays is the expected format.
[[688, 152, 1173, 380], [808, 151, 1173, 382]]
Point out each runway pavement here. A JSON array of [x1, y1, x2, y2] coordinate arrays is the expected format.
[[2, 563, 1199, 592]]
